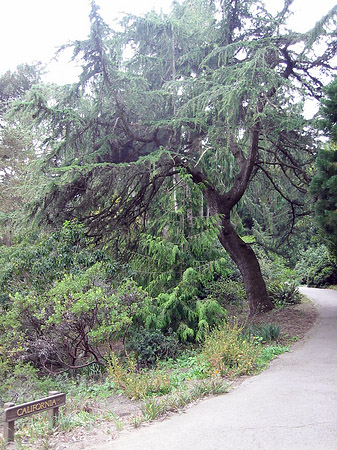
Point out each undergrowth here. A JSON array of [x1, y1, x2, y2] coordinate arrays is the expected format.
[[0, 319, 291, 448]]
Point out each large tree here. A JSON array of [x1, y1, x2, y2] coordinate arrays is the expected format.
[[22, 0, 337, 314], [310, 77, 337, 257], [0, 64, 43, 243]]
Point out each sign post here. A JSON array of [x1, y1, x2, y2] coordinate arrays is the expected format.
[[3, 392, 66, 443], [3, 402, 15, 443]]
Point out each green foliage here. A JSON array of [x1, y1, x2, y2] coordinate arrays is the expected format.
[[205, 277, 247, 307], [245, 323, 280, 343], [258, 253, 298, 283], [155, 267, 227, 342], [0, 220, 113, 299], [0, 264, 152, 373], [295, 244, 337, 287], [310, 143, 337, 258], [267, 280, 301, 308], [108, 354, 172, 399], [0, 361, 40, 407], [256, 345, 290, 371], [132, 174, 232, 297], [201, 320, 261, 377], [319, 76, 337, 141], [126, 328, 180, 367]]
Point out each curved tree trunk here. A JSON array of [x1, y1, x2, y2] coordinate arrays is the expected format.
[[186, 123, 274, 315], [219, 217, 274, 315]]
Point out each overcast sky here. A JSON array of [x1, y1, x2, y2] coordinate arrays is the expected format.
[[0, 0, 336, 85]]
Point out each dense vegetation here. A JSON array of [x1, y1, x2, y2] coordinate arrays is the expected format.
[[0, 0, 337, 446]]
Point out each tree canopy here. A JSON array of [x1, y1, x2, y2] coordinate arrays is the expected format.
[[310, 77, 337, 258], [16, 0, 337, 314]]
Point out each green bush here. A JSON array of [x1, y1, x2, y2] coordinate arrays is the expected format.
[[0, 361, 40, 407], [127, 328, 180, 367], [259, 254, 298, 283], [108, 354, 172, 399], [295, 244, 337, 287], [0, 264, 152, 373], [0, 220, 118, 301], [155, 268, 227, 343], [205, 277, 247, 306], [267, 280, 301, 308]]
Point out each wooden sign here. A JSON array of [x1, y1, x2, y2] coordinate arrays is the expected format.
[[3, 391, 66, 443], [4, 392, 66, 421]]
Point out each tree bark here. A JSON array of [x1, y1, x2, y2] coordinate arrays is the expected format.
[[219, 217, 274, 315], [187, 163, 274, 316]]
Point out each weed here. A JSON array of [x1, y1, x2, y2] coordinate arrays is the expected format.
[[202, 319, 261, 377], [256, 345, 289, 371], [130, 414, 145, 428], [245, 323, 280, 343], [142, 398, 167, 421], [105, 412, 125, 430], [139, 378, 229, 422], [108, 354, 171, 399]]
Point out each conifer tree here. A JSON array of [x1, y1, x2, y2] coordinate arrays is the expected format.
[[0, 64, 42, 243], [311, 77, 337, 257], [22, 0, 337, 314]]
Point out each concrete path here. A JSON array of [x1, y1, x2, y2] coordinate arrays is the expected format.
[[94, 288, 337, 450]]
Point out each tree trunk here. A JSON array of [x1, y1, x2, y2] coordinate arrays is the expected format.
[[219, 217, 274, 315], [186, 125, 274, 315]]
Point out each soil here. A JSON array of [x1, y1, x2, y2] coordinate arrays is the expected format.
[[3, 299, 318, 450]]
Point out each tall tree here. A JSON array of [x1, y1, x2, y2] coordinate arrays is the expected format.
[[310, 77, 337, 257], [0, 64, 43, 243], [22, 0, 337, 314]]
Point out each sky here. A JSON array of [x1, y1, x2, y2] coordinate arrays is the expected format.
[[0, 0, 336, 85]]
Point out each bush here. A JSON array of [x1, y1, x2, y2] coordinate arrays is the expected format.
[[127, 328, 180, 367], [295, 244, 337, 287], [267, 280, 301, 308], [0, 361, 40, 407], [108, 354, 172, 399], [201, 320, 261, 377], [259, 254, 298, 283], [155, 268, 227, 343], [205, 277, 247, 306], [0, 265, 153, 373], [0, 220, 119, 301]]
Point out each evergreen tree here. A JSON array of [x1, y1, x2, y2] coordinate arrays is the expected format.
[[0, 64, 43, 243], [21, 0, 337, 314], [311, 77, 337, 257]]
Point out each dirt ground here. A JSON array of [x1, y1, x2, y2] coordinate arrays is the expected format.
[[250, 298, 318, 342], [4, 299, 318, 450]]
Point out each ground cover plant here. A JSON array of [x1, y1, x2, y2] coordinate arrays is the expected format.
[[0, 296, 315, 450]]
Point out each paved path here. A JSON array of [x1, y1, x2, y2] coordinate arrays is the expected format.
[[94, 288, 337, 450]]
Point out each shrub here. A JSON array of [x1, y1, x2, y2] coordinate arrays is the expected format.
[[295, 244, 337, 287], [267, 280, 301, 308], [0, 220, 114, 300], [155, 268, 227, 343], [0, 361, 40, 407], [259, 254, 298, 283], [108, 354, 171, 399], [205, 277, 247, 306], [126, 328, 180, 367], [0, 265, 153, 373], [201, 320, 261, 377]]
